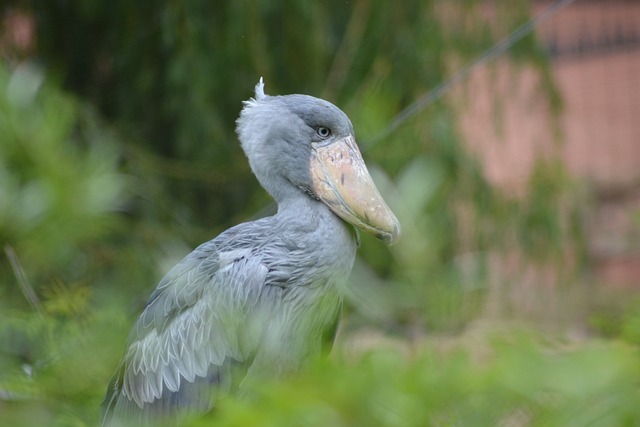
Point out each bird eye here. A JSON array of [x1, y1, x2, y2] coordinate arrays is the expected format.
[[316, 127, 331, 139]]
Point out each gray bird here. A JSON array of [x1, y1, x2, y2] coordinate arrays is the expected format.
[[101, 79, 400, 426]]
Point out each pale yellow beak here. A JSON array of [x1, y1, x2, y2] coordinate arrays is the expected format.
[[310, 135, 400, 244]]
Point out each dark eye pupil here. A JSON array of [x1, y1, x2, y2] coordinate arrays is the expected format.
[[317, 127, 330, 138]]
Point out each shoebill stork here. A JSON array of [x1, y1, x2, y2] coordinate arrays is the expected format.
[[101, 79, 400, 425]]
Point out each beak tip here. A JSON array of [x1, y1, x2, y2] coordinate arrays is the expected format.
[[388, 223, 401, 245], [378, 222, 400, 245]]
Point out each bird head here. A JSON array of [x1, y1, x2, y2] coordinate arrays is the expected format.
[[236, 79, 400, 244]]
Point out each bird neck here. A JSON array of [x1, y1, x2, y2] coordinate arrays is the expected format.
[[259, 174, 357, 247], [276, 186, 324, 216], [275, 189, 358, 248], [254, 170, 300, 206]]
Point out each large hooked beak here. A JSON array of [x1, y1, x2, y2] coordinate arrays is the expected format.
[[310, 134, 400, 244]]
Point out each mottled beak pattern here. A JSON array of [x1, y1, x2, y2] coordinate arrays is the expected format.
[[310, 134, 400, 244]]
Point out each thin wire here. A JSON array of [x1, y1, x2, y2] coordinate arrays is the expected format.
[[365, 0, 576, 149]]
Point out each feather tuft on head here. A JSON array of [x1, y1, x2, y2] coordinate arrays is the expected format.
[[242, 77, 266, 108], [254, 77, 266, 101]]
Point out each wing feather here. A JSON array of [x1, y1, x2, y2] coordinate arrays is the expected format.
[[101, 219, 342, 426], [101, 237, 269, 426]]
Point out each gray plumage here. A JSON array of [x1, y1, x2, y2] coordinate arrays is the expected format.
[[101, 80, 399, 426]]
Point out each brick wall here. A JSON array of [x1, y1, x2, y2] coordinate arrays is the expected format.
[[458, 0, 640, 287]]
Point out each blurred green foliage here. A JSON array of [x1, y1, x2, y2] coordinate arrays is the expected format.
[[199, 336, 640, 427], [1, 0, 638, 426], [0, 62, 126, 298]]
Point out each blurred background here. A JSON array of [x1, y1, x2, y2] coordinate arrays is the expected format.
[[1, 0, 639, 425]]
